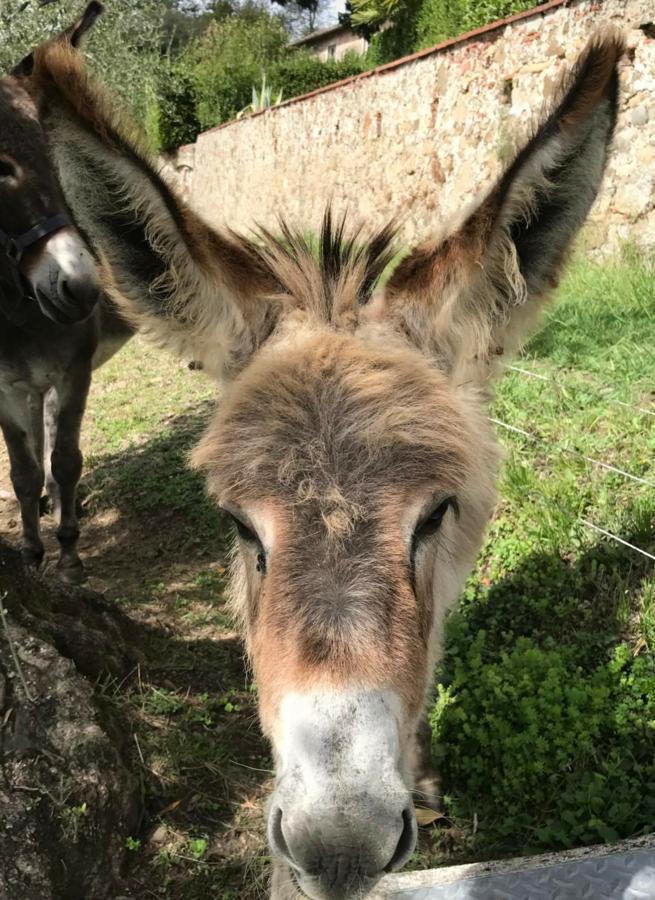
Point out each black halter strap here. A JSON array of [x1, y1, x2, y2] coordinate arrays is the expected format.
[[0, 213, 71, 266], [0, 213, 71, 325]]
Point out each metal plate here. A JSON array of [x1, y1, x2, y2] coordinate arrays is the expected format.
[[381, 849, 655, 900]]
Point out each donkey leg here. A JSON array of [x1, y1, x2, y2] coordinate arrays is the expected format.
[[43, 387, 61, 515], [413, 714, 442, 812], [47, 369, 91, 584], [1, 407, 45, 569]]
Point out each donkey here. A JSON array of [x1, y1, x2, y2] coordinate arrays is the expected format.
[[33, 31, 622, 899], [0, 2, 131, 583]]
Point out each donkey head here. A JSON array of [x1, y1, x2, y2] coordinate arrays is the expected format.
[[33, 33, 622, 899], [0, 2, 103, 324]]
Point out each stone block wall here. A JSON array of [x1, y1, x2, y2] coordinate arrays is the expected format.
[[166, 0, 655, 255]]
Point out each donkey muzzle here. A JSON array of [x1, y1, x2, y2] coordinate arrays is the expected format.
[[268, 689, 417, 899], [25, 227, 100, 324]]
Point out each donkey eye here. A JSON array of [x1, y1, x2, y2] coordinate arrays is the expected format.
[[229, 514, 258, 545], [226, 512, 267, 575], [412, 496, 457, 549]]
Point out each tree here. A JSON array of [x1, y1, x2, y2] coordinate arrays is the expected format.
[[0, 0, 166, 125], [184, 4, 289, 128], [338, 0, 415, 38], [270, 0, 333, 35]]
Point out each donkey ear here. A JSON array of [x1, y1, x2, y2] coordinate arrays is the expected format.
[[65, 1, 105, 48], [12, 2, 104, 78], [32, 42, 277, 378], [382, 31, 624, 382]]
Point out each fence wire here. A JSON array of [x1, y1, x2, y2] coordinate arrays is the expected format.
[[504, 363, 655, 419], [492, 362, 655, 564]]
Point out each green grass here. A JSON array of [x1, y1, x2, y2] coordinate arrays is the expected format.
[[421, 250, 655, 865], [79, 251, 654, 895]]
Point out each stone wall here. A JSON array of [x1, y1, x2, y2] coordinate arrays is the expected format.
[[166, 0, 655, 255]]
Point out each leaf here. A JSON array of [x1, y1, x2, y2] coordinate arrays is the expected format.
[[158, 798, 182, 817], [189, 837, 208, 858], [415, 806, 445, 827]]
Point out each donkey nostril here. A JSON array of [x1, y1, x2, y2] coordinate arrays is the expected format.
[[0, 156, 20, 181], [61, 278, 100, 313], [385, 806, 417, 873]]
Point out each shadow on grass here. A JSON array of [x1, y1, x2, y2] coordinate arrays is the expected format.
[[78, 401, 232, 590], [430, 515, 655, 864], [110, 620, 272, 900]]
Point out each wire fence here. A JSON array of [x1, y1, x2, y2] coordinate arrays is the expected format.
[[494, 361, 655, 564]]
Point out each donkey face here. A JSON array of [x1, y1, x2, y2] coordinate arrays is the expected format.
[[194, 324, 496, 891], [33, 32, 622, 898], [0, 2, 103, 324]]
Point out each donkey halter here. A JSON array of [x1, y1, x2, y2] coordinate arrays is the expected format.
[[0, 212, 71, 324]]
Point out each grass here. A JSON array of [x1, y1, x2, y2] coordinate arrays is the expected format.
[[60, 250, 655, 895], [420, 249, 655, 865]]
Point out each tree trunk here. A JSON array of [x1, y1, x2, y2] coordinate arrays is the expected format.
[[0, 539, 140, 900]]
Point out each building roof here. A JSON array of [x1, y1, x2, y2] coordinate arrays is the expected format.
[[289, 23, 353, 48]]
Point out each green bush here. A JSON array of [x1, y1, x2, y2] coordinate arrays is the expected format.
[[431, 585, 655, 852], [366, 0, 538, 64], [415, 0, 464, 48], [460, 0, 535, 32], [156, 60, 202, 153], [269, 51, 367, 102], [188, 10, 289, 130], [366, 6, 419, 66]]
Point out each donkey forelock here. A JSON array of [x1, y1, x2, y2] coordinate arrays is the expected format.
[[236, 208, 400, 324]]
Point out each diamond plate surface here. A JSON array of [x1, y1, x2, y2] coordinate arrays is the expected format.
[[391, 850, 655, 900]]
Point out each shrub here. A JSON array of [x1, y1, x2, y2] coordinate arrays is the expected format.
[[365, 0, 539, 64], [269, 51, 367, 101], [188, 10, 289, 130], [415, 0, 465, 48], [156, 60, 203, 152], [366, 7, 419, 66], [460, 0, 535, 32], [431, 614, 655, 852]]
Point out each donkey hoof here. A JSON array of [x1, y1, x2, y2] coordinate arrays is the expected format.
[[21, 546, 45, 570], [56, 559, 86, 585]]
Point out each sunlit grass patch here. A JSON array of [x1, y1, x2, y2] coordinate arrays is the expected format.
[[424, 251, 655, 864]]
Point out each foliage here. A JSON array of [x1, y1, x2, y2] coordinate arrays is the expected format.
[[415, 0, 464, 47], [186, 7, 289, 129], [270, 0, 332, 35], [0, 0, 166, 125], [237, 73, 283, 118], [269, 51, 366, 102], [346, 0, 409, 31], [163, 9, 367, 139], [156, 58, 202, 152], [459, 0, 535, 32], [433, 636, 655, 850], [354, 0, 540, 63]]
